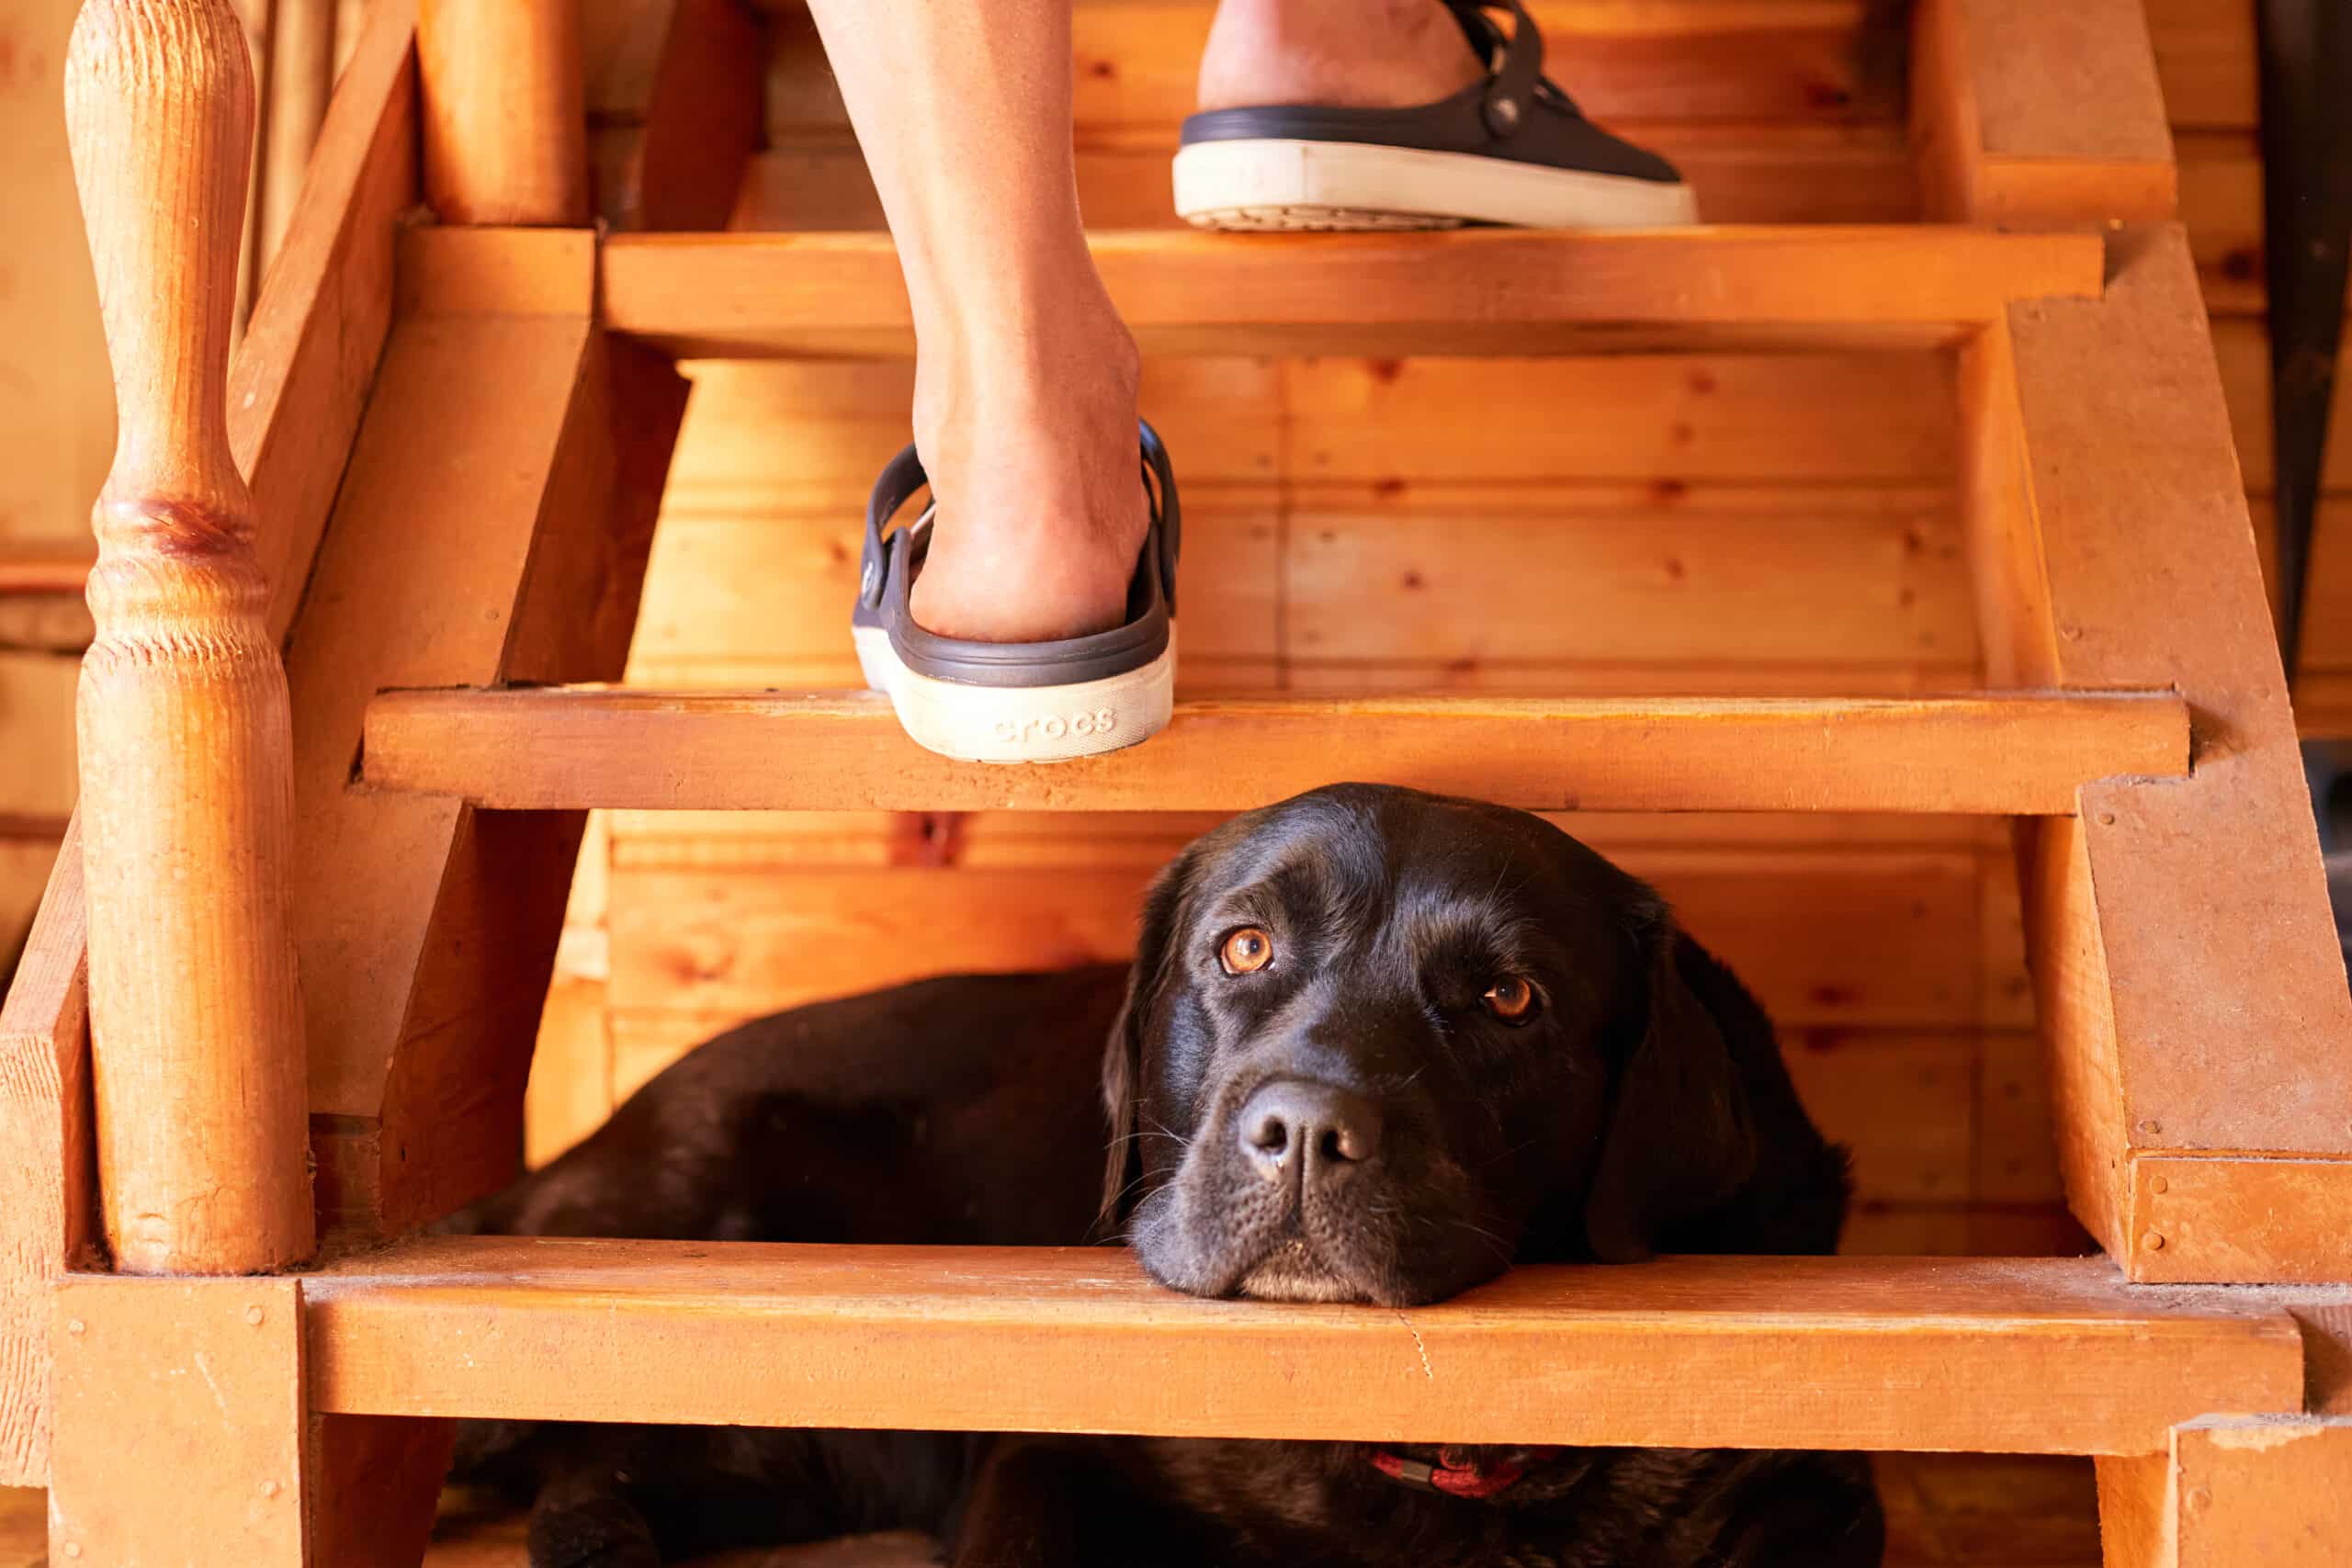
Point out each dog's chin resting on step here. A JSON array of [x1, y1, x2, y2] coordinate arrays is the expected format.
[[445, 784, 1886, 1568]]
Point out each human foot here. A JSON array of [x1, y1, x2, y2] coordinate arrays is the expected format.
[[853, 423, 1181, 764], [905, 314, 1149, 645], [1178, 0, 1699, 231]]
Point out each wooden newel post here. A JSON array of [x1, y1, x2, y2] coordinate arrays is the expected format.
[[64, 0, 314, 1276], [418, 0, 590, 226]]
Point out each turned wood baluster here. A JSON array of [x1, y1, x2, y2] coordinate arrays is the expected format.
[[64, 0, 313, 1275], [418, 0, 589, 225]]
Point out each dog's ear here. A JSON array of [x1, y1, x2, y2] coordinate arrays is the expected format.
[[1582, 908, 1759, 1264], [1097, 846, 1198, 1236]]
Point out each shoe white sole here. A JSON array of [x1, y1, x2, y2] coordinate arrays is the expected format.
[[1173, 138, 1701, 231], [855, 625, 1176, 764]]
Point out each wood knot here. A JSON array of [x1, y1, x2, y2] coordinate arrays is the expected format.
[[96, 493, 254, 561]]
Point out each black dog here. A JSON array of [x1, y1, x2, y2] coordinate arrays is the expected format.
[[448, 784, 1884, 1567]]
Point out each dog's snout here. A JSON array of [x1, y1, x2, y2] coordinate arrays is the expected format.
[[1238, 1079, 1384, 1187]]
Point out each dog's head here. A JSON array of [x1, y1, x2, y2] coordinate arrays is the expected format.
[[1101, 784, 1838, 1306]]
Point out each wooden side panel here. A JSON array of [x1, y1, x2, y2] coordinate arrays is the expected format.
[[1910, 0, 2176, 224], [1994, 230, 2352, 1280], [2097, 1450, 2172, 1568], [285, 230, 596, 1235], [2172, 1419, 2352, 1568], [2154, 0, 2352, 740], [284, 227, 686, 1237], [2019, 814, 2129, 1263], [2131, 1157, 2352, 1287], [49, 1277, 306, 1567], [287, 231, 592, 1106], [237, 0, 419, 649], [0, 829, 90, 1487]]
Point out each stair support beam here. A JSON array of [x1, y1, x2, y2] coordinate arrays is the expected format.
[[2097, 1418, 2352, 1568], [1960, 226, 2352, 1284], [416, 0, 588, 226], [48, 1274, 452, 1568], [1908, 0, 2177, 225], [281, 225, 684, 1242], [298, 1240, 2308, 1459], [356, 689, 2191, 817], [596, 226, 2109, 359]]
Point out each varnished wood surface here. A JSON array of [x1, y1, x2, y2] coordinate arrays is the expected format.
[[1989, 231, 2352, 1277], [417, 0, 587, 226], [1912, 0, 2177, 224], [64, 0, 314, 1277], [301, 1240, 2300, 1456], [360, 687, 2188, 816], [601, 227, 2107, 358], [48, 1279, 307, 1566]]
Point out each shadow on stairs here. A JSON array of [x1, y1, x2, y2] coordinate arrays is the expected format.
[[2, 1457, 2101, 1567]]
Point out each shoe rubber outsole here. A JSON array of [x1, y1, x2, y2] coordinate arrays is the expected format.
[[855, 625, 1176, 764], [1173, 137, 1701, 231]]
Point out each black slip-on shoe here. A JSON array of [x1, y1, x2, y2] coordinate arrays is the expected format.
[[1174, 0, 1698, 231], [851, 423, 1181, 763]]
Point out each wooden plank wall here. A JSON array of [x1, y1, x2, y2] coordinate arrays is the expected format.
[[2150, 0, 2352, 730], [0, 0, 110, 976]]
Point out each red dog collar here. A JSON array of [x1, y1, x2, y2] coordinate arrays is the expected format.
[[1370, 1446, 1530, 1500]]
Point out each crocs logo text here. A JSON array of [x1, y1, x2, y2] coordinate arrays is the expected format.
[[995, 708, 1117, 744]]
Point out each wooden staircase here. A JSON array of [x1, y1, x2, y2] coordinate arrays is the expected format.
[[4, 1, 2351, 1563]]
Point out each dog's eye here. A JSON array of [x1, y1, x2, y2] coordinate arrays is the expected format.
[[1483, 976, 1538, 1021], [1219, 927, 1275, 975]]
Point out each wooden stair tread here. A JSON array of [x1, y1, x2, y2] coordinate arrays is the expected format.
[[598, 226, 2106, 357], [300, 1239, 2302, 1455], [360, 687, 2188, 814]]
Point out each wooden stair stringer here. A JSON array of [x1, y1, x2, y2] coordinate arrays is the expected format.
[[1973, 227, 2352, 1284], [285, 226, 687, 1240]]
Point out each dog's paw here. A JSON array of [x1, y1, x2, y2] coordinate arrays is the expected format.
[[526, 1496, 663, 1568]]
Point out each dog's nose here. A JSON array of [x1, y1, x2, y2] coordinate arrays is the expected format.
[[1238, 1079, 1384, 1187]]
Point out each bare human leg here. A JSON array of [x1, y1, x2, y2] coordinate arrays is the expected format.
[[1198, 0, 1487, 114], [805, 0, 1148, 645], [806, 0, 1494, 646]]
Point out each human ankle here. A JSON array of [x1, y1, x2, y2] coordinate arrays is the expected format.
[[1197, 0, 1483, 114], [904, 321, 1148, 643]]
